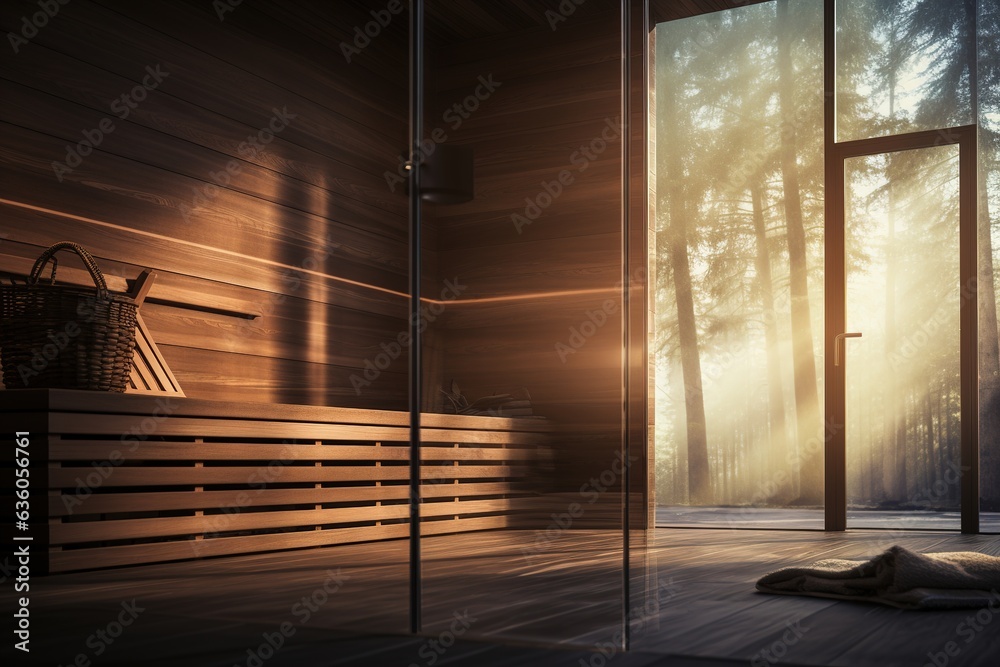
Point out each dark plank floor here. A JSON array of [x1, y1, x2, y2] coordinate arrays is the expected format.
[[656, 505, 1000, 532], [7, 529, 1000, 666]]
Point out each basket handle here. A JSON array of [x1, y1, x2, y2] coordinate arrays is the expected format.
[[28, 242, 109, 295]]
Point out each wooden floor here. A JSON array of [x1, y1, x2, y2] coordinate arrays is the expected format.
[[11, 529, 1000, 666], [657, 506, 1000, 532]]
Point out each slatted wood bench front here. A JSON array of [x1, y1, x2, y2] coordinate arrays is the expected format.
[[2, 390, 550, 573]]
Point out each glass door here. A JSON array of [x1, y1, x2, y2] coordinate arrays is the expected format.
[[415, 0, 628, 648], [843, 144, 962, 529], [827, 126, 979, 532], [825, 0, 983, 532]]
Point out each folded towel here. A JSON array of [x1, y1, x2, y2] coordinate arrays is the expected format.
[[756, 545, 1000, 609]]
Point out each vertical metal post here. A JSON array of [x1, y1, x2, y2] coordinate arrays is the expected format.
[[960, 127, 980, 534], [620, 0, 631, 646], [621, 0, 633, 651], [960, 0, 980, 535], [408, 0, 424, 635], [823, 0, 847, 532]]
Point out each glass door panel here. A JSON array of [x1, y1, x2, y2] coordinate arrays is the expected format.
[[418, 0, 626, 648], [844, 144, 961, 529]]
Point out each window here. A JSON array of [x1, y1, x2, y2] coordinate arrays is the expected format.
[[650, 0, 999, 531]]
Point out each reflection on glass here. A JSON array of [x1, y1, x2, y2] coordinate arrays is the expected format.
[[418, 0, 625, 647], [652, 0, 824, 527], [845, 146, 961, 529], [836, 0, 974, 142]]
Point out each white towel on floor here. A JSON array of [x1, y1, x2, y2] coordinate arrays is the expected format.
[[756, 545, 1000, 609]]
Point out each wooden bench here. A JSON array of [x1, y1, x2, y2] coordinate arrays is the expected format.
[[2, 389, 551, 573]]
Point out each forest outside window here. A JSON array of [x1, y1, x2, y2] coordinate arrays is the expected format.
[[650, 0, 999, 530], [652, 0, 825, 523]]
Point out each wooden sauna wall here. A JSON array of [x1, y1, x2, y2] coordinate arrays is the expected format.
[[425, 2, 633, 522], [0, 0, 428, 409]]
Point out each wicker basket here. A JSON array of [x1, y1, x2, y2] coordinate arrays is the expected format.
[[0, 242, 137, 392]]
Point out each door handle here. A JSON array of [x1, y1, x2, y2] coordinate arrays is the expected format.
[[834, 332, 862, 366]]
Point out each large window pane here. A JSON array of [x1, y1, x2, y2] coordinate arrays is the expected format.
[[651, 0, 825, 527]]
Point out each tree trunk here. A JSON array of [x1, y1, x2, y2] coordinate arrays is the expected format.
[[670, 355, 688, 505], [751, 180, 791, 503], [661, 51, 711, 505], [936, 382, 946, 491], [776, 0, 822, 504], [883, 164, 902, 503], [924, 386, 934, 493]]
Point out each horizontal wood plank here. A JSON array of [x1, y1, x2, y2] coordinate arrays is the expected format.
[[47, 515, 513, 573], [52, 498, 532, 544], [5, 389, 547, 432], [50, 441, 545, 462], [50, 482, 527, 517], [48, 465, 529, 488], [48, 523, 410, 572]]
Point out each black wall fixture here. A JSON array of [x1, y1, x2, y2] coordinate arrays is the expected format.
[[404, 144, 474, 203]]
